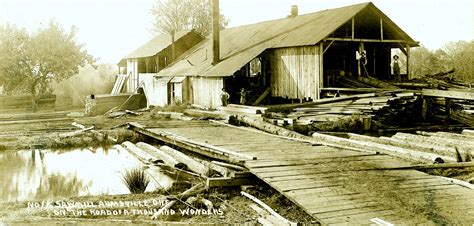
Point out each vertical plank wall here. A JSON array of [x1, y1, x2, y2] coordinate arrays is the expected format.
[[126, 59, 138, 93], [270, 45, 320, 100], [190, 77, 223, 109]]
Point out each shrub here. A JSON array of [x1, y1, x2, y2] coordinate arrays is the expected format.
[[122, 168, 150, 194]]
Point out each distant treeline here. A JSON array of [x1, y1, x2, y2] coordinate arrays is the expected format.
[[408, 40, 474, 82]]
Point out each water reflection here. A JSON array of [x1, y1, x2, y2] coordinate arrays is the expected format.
[[0, 148, 173, 203]]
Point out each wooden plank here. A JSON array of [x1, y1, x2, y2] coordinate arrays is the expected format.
[[245, 154, 382, 168], [251, 157, 395, 174], [322, 210, 397, 224], [206, 177, 254, 187], [422, 89, 474, 100]]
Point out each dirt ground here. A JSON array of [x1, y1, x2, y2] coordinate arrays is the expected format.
[[0, 109, 317, 225]]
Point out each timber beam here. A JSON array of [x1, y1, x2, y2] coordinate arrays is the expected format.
[[324, 37, 419, 46], [422, 89, 474, 101]]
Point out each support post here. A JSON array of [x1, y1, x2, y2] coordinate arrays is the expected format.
[[406, 44, 410, 80], [351, 17, 355, 40], [380, 18, 383, 41], [318, 42, 324, 100]]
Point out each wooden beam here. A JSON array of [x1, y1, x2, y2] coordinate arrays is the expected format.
[[351, 17, 355, 40], [406, 43, 410, 79], [325, 37, 417, 45], [319, 42, 324, 99], [372, 161, 474, 171], [322, 38, 335, 54], [380, 18, 383, 41], [422, 89, 474, 100], [206, 177, 254, 187]]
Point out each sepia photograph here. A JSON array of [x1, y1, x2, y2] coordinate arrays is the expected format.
[[0, 0, 473, 224]]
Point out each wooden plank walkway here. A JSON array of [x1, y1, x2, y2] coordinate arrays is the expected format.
[[143, 120, 474, 225]]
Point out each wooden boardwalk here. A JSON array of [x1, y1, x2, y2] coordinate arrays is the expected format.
[[142, 120, 474, 225]]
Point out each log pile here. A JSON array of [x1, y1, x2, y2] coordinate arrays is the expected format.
[[345, 130, 474, 163], [118, 139, 254, 188], [0, 94, 56, 112]]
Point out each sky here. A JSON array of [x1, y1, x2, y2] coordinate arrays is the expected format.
[[1, 0, 473, 64]]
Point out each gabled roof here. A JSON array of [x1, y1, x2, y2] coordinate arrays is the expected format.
[[157, 2, 417, 77], [118, 30, 197, 65]]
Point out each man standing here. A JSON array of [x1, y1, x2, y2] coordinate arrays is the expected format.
[[220, 88, 230, 106], [239, 88, 247, 105], [392, 55, 401, 81]]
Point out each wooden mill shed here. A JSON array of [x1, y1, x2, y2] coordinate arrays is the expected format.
[[156, 2, 418, 108], [117, 30, 203, 106]]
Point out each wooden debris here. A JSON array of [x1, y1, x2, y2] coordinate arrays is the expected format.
[[241, 191, 294, 225], [357, 76, 399, 89], [151, 183, 205, 220], [206, 177, 254, 187], [211, 160, 247, 171], [59, 126, 94, 138]]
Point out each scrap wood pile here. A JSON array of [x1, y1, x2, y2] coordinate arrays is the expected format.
[[392, 69, 473, 89]]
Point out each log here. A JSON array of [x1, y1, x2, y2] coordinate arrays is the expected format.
[[159, 145, 209, 175], [232, 115, 313, 141], [357, 76, 399, 89], [59, 126, 94, 138], [122, 141, 158, 163], [348, 133, 457, 159], [194, 158, 229, 177], [312, 132, 453, 163], [241, 191, 293, 225], [392, 132, 474, 153], [462, 129, 474, 137], [136, 142, 180, 168]]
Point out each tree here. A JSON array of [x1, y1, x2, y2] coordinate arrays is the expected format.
[[0, 21, 94, 96], [150, 0, 229, 36]]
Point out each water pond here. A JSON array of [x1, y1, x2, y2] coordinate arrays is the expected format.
[[0, 147, 173, 203]]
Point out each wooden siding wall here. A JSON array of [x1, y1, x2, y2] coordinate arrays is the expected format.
[[126, 59, 138, 93], [190, 77, 223, 109], [271, 45, 320, 100]]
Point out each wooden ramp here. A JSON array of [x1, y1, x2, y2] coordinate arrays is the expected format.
[[141, 121, 474, 225]]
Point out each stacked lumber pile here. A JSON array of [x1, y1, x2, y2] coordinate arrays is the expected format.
[[345, 129, 474, 163], [373, 93, 420, 126], [85, 93, 146, 116], [0, 94, 56, 112], [219, 104, 267, 115], [422, 89, 474, 126], [283, 92, 418, 127]]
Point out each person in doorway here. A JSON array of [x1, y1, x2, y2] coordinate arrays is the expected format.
[[391, 55, 401, 82], [220, 88, 230, 106], [239, 88, 247, 105]]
